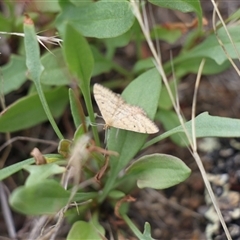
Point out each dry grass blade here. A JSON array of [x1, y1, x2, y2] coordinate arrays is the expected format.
[[211, 0, 240, 61], [130, 1, 232, 239], [212, 3, 240, 76], [0, 31, 62, 53]]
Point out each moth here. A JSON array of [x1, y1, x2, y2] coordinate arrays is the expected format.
[[93, 83, 159, 134]]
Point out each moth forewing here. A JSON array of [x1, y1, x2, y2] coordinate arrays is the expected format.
[[93, 83, 159, 134]]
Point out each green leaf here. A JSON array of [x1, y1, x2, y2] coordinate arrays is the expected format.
[[108, 190, 126, 199], [35, 1, 60, 12], [10, 179, 70, 215], [0, 158, 35, 181], [148, 0, 203, 33], [143, 222, 154, 240], [67, 221, 102, 240], [69, 89, 82, 128], [139, 49, 230, 79], [1, 55, 27, 95], [56, 0, 135, 38], [24, 19, 43, 83], [176, 26, 240, 65], [156, 109, 188, 146], [41, 48, 71, 86], [63, 24, 94, 87], [72, 192, 98, 202], [144, 112, 240, 149], [103, 29, 132, 59], [0, 87, 68, 132], [178, 112, 240, 138], [150, 26, 182, 44], [72, 191, 98, 203], [73, 125, 85, 141], [0, 13, 12, 32], [58, 139, 72, 157], [63, 24, 99, 145], [158, 80, 177, 110], [175, 57, 231, 77], [100, 68, 161, 201], [24, 163, 66, 186], [228, 8, 240, 21], [0, 154, 64, 181], [133, 58, 154, 74], [69, 0, 92, 7], [24, 16, 63, 139], [91, 46, 113, 76], [45, 154, 65, 163], [126, 153, 191, 189], [91, 212, 105, 237], [104, 28, 132, 48], [149, 0, 202, 15]]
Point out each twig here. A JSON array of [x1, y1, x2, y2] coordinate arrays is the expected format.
[[0, 136, 58, 153], [0, 182, 17, 239]]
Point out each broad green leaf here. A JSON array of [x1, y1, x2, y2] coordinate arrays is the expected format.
[[0, 87, 68, 132], [24, 18, 43, 84], [63, 24, 94, 87], [41, 48, 71, 85], [178, 112, 240, 138], [24, 163, 66, 186], [176, 26, 240, 65], [0, 158, 35, 181], [56, 0, 135, 38], [133, 58, 154, 73], [0, 154, 64, 181], [150, 26, 182, 44], [91, 46, 113, 76], [156, 109, 188, 146], [0, 55, 27, 95], [10, 179, 70, 215], [0, 13, 12, 32], [228, 8, 240, 21], [100, 68, 161, 201], [104, 28, 132, 48], [158, 80, 177, 110], [135, 52, 230, 78], [67, 221, 102, 240], [103, 29, 132, 59], [149, 0, 202, 17], [63, 24, 99, 145], [24, 16, 63, 139], [35, 1, 60, 12], [175, 58, 231, 77], [73, 192, 98, 202], [91, 212, 105, 237], [144, 112, 240, 149], [69, 0, 92, 7], [126, 153, 191, 189]]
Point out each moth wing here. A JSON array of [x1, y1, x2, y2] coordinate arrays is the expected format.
[[111, 105, 159, 134], [93, 83, 123, 125]]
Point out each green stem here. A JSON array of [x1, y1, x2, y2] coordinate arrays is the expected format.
[[36, 84, 64, 140], [82, 87, 100, 146], [122, 214, 143, 239]]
